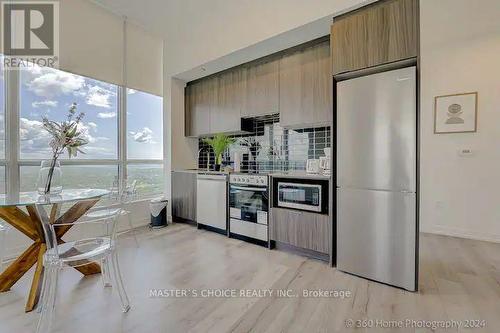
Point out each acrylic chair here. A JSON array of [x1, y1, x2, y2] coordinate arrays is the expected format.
[[35, 200, 130, 333], [0, 221, 8, 270], [84, 178, 140, 247]]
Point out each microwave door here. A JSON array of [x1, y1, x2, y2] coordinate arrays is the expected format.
[[278, 184, 322, 213], [281, 188, 306, 203]]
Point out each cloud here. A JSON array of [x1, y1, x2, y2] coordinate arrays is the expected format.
[[97, 112, 117, 119], [32, 100, 58, 108], [87, 122, 98, 131], [127, 88, 137, 95], [129, 127, 155, 144], [19, 118, 53, 156], [19, 117, 111, 158], [23, 66, 117, 110], [25, 67, 85, 98], [86, 85, 113, 108]]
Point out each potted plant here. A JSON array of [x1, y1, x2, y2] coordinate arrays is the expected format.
[[202, 134, 235, 171], [38, 103, 88, 195]]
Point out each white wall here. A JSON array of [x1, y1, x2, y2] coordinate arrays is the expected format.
[[163, 75, 197, 219], [419, 0, 500, 242]]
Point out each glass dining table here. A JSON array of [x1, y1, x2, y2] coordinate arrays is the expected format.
[[0, 189, 110, 312]]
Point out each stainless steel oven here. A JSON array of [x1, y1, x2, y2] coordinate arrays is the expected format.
[[229, 174, 268, 243], [275, 180, 328, 214]]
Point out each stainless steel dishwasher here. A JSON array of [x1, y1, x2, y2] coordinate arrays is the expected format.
[[196, 173, 227, 233]]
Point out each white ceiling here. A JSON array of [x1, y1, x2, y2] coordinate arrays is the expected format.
[[91, 0, 372, 81], [92, 0, 180, 40]]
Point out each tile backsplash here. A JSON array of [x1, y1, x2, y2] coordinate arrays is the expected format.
[[198, 114, 331, 173]]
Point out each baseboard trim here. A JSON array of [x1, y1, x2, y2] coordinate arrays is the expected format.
[[273, 241, 330, 262], [421, 225, 500, 243]]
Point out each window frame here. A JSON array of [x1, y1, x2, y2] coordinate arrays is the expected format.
[[3, 67, 164, 201], [0, 56, 7, 193]]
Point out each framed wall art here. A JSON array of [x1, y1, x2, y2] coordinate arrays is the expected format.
[[434, 92, 478, 134]]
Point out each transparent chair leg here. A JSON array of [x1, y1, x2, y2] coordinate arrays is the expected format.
[[126, 212, 139, 247], [36, 265, 59, 333], [110, 251, 130, 312], [101, 257, 112, 287], [0, 230, 5, 271], [36, 267, 51, 314]]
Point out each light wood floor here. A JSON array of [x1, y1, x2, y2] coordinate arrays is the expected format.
[[0, 223, 499, 333]]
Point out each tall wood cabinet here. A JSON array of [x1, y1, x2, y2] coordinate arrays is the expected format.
[[210, 69, 244, 133], [279, 40, 332, 128], [241, 58, 279, 117], [185, 78, 215, 137], [331, 0, 418, 75]]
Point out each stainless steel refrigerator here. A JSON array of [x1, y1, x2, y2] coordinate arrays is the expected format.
[[336, 66, 418, 291]]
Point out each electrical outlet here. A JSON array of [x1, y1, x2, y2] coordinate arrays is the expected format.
[[458, 148, 474, 157]]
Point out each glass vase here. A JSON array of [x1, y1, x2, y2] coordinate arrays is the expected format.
[[37, 160, 63, 195]]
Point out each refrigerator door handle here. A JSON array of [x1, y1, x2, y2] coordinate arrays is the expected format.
[[338, 186, 415, 194], [400, 190, 414, 194]]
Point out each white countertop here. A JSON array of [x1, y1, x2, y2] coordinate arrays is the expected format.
[[172, 169, 230, 175], [174, 169, 332, 180], [269, 171, 331, 180]]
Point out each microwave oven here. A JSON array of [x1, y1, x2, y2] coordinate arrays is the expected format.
[[273, 178, 329, 214]]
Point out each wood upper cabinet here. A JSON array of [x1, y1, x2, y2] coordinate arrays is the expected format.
[[241, 58, 279, 117], [279, 40, 332, 128], [185, 77, 217, 137], [210, 69, 243, 133], [331, 0, 418, 75]]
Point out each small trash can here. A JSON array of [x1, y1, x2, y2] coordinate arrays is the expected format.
[[150, 198, 168, 229]]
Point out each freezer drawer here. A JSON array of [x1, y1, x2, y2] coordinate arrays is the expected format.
[[230, 218, 268, 241], [337, 188, 416, 291]]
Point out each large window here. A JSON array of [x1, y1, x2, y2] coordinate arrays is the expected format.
[[126, 89, 163, 160], [0, 62, 164, 199], [20, 66, 118, 160], [20, 165, 118, 192], [0, 55, 5, 192], [0, 55, 5, 160], [125, 88, 163, 196], [0, 166, 4, 194], [127, 164, 164, 196]]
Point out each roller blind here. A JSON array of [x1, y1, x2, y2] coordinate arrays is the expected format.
[[58, 0, 163, 96], [59, 0, 124, 86], [125, 22, 163, 96]]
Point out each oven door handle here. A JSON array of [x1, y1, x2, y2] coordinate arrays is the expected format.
[[230, 185, 267, 192]]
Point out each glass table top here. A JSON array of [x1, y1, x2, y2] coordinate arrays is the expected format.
[[0, 189, 110, 207]]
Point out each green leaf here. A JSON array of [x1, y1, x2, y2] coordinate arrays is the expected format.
[[202, 133, 235, 165]]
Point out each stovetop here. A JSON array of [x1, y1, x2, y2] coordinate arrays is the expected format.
[[229, 173, 268, 186]]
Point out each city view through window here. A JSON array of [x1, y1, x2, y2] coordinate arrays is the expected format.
[[0, 61, 164, 197]]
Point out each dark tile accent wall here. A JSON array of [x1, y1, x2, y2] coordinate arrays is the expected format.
[[198, 114, 331, 173]]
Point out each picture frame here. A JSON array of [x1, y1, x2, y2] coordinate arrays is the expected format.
[[434, 92, 478, 134]]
